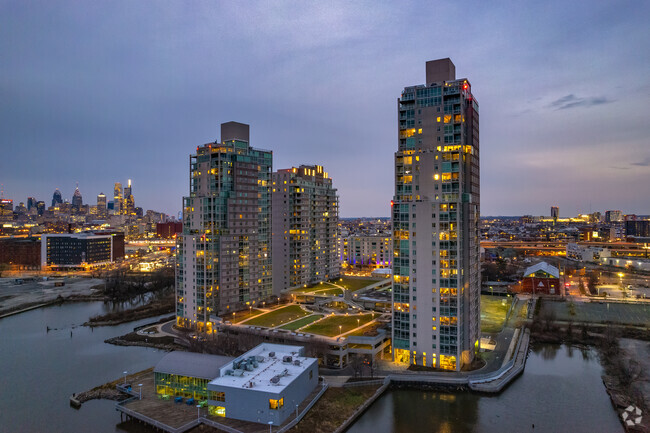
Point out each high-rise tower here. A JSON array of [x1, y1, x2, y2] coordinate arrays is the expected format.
[[392, 58, 480, 371], [176, 122, 272, 331], [113, 182, 122, 215], [271, 165, 339, 294], [71, 185, 83, 210], [52, 189, 63, 207]]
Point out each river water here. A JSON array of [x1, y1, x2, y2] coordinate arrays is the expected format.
[[347, 344, 622, 433], [0, 301, 622, 433], [0, 301, 166, 433]]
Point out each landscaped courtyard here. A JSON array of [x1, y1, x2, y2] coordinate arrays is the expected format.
[[241, 305, 310, 327], [301, 313, 376, 337]]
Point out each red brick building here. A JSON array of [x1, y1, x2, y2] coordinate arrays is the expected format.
[[521, 262, 560, 295], [156, 222, 182, 239]]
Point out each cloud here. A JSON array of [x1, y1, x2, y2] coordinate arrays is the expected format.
[[630, 156, 650, 167], [549, 94, 613, 110]]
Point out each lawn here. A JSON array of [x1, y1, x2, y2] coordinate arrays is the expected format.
[[229, 309, 263, 323], [242, 305, 309, 327], [290, 282, 340, 293], [279, 314, 324, 331], [334, 277, 379, 292], [480, 295, 512, 333], [310, 288, 343, 296], [301, 313, 375, 337]]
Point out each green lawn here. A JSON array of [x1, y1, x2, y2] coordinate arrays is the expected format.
[[311, 288, 343, 296], [242, 305, 309, 327], [301, 313, 375, 337], [279, 314, 324, 331], [480, 295, 512, 333], [229, 309, 263, 323], [290, 282, 340, 293], [334, 277, 379, 292]]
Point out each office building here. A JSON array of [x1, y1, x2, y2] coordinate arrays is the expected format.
[[176, 122, 272, 331], [52, 189, 63, 207], [272, 165, 339, 293], [97, 193, 107, 217], [0, 199, 13, 223], [71, 186, 83, 210], [41, 232, 125, 269], [124, 179, 135, 216], [605, 210, 623, 223], [392, 58, 480, 371], [113, 182, 122, 215], [551, 206, 559, 220]]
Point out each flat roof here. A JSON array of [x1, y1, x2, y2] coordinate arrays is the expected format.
[[209, 343, 317, 394], [155, 351, 234, 379]]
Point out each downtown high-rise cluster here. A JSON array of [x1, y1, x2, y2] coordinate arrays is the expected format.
[[175, 122, 339, 331]]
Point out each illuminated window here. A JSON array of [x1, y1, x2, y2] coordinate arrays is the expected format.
[[269, 398, 284, 410]]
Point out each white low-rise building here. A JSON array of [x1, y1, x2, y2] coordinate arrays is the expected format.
[[207, 343, 318, 425]]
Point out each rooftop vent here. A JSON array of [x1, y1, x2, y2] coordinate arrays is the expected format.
[[282, 356, 293, 363], [293, 360, 301, 366], [269, 352, 275, 358], [270, 376, 280, 384]]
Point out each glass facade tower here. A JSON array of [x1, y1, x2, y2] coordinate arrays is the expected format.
[[392, 59, 480, 371], [176, 122, 273, 331]]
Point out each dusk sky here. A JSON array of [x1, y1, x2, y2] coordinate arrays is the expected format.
[[2, 1, 649, 218]]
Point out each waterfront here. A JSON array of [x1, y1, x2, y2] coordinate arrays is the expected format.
[[0, 300, 624, 433], [347, 344, 622, 433], [0, 301, 166, 433]]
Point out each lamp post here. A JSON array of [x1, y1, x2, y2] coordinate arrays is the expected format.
[[296, 403, 299, 419], [138, 383, 143, 400], [123, 371, 128, 385], [268, 421, 273, 433], [339, 325, 342, 336], [197, 404, 201, 421]]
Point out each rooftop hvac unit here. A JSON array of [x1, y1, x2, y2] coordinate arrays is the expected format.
[[282, 356, 292, 363], [233, 370, 244, 377], [225, 369, 234, 376], [293, 360, 301, 366], [269, 352, 275, 358], [270, 376, 280, 384]]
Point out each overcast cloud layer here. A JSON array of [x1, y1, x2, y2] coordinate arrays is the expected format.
[[1, 0, 649, 217]]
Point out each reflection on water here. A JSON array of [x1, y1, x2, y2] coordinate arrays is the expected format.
[[0, 302, 166, 433], [348, 343, 622, 433]]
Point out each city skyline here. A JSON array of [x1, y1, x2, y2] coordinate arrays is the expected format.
[[2, 1, 649, 217]]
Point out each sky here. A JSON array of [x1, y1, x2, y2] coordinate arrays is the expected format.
[[1, 1, 649, 218]]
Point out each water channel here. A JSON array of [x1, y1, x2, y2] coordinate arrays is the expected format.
[[347, 344, 622, 433], [0, 301, 166, 432], [0, 301, 622, 432]]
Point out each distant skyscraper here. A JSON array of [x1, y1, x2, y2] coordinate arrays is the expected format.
[[551, 206, 559, 220], [71, 186, 83, 210], [392, 58, 480, 371], [176, 122, 272, 332], [123, 179, 135, 215], [113, 182, 122, 214], [36, 201, 45, 216], [52, 189, 63, 207], [27, 197, 37, 211], [605, 210, 623, 223], [0, 199, 13, 223], [272, 165, 339, 294], [97, 193, 107, 216]]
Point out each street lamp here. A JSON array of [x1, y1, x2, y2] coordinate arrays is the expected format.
[[123, 371, 128, 385], [268, 421, 273, 433], [197, 404, 201, 421], [296, 403, 299, 419], [138, 383, 143, 400], [339, 325, 342, 336]]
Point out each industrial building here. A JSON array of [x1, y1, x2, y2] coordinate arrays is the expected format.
[[392, 58, 481, 371], [521, 262, 560, 295]]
